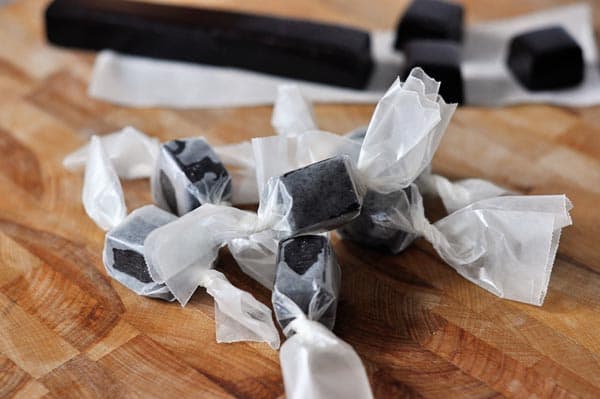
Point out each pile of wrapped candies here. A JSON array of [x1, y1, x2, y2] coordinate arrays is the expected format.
[[64, 69, 573, 399]]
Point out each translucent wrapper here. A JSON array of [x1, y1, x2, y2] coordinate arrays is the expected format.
[[213, 141, 259, 205], [416, 171, 512, 214], [280, 318, 373, 399], [387, 185, 572, 305], [271, 84, 317, 136], [201, 270, 280, 349], [273, 235, 372, 399], [82, 136, 127, 231], [64, 126, 159, 179], [143, 205, 279, 348]]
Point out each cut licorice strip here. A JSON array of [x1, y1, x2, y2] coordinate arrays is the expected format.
[[45, 0, 374, 89]]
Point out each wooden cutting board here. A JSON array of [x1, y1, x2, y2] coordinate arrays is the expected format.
[[1, 0, 599, 398]]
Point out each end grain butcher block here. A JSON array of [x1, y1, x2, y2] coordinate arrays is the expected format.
[[0, 0, 599, 398]]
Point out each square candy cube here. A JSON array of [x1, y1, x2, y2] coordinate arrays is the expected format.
[[403, 39, 464, 104], [338, 187, 418, 254], [507, 26, 584, 91], [272, 235, 341, 332], [278, 155, 361, 234], [394, 0, 464, 50], [153, 137, 231, 216], [103, 205, 176, 300]]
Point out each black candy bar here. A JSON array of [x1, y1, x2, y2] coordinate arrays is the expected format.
[[103, 205, 176, 299], [278, 155, 361, 235], [338, 187, 418, 254], [272, 235, 341, 332], [45, 0, 374, 89], [403, 40, 464, 103], [507, 26, 584, 91], [394, 0, 464, 50], [153, 138, 231, 216]]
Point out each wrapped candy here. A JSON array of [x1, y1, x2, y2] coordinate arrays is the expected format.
[[251, 69, 573, 306], [273, 235, 340, 330], [273, 235, 372, 399], [389, 187, 572, 304], [144, 154, 364, 305], [103, 205, 175, 300], [67, 134, 280, 348], [151, 137, 232, 215], [64, 127, 259, 205]]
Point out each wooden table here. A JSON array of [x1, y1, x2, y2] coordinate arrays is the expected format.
[[1, 0, 599, 398]]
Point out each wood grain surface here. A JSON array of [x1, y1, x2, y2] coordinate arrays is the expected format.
[[0, 0, 599, 398]]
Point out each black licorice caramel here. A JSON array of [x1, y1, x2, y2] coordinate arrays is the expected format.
[[45, 0, 374, 89], [278, 156, 362, 235], [403, 39, 464, 104], [507, 26, 584, 91], [394, 0, 464, 50]]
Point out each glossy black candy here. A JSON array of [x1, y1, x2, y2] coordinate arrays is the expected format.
[[272, 235, 341, 332], [153, 138, 231, 216], [507, 26, 584, 91], [278, 155, 361, 235], [45, 0, 374, 89], [394, 0, 464, 50], [403, 39, 464, 104]]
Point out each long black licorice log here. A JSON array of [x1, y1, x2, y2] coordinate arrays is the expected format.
[[45, 0, 374, 89]]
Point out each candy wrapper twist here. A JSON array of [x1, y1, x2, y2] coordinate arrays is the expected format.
[[65, 133, 280, 348], [273, 235, 373, 399], [251, 69, 573, 305]]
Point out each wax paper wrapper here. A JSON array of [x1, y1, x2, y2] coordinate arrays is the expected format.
[[64, 126, 258, 205], [271, 84, 317, 136], [416, 170, 511, 214], [385, 184, 572, 305], [82, 136, 127, 231], [141, 204, 279, 347], [64, 126, 160, 179], [345, 127, 511, 214], [273, 235, 372, 399], [280, 318, 372, 399]]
